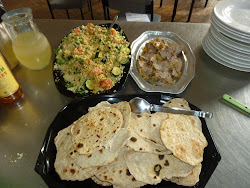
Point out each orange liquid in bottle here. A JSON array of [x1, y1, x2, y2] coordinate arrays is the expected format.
[[0, 53, 23, 103], [0, 86, 23, 103]]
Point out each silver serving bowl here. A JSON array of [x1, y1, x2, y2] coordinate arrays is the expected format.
[[130, 31, 196, 94]]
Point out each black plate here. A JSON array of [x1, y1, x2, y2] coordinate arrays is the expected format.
[[53, 23, 131, 98], [35, 94, 221, 188]]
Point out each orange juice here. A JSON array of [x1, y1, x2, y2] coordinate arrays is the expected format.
[[12, 30, 52, 70]]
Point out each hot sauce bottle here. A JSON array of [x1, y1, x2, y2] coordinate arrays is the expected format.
[[0, 52, 23, 103]]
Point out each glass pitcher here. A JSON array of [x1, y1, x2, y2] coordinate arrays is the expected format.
[[1, 8, 52, 70]]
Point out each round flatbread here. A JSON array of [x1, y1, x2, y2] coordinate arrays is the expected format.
[[54, 126, 98, 181], [126, 115, 170, 155], [163, 98, 202, 131], [89, 101, 131, 128], [91, 175, 112, 186], [111, 101, 131, 128], [74, 128, 130, 169], [88, 101, 112, 111], [169, 163, 202, 186], [160, 114, 208, 166], [129, 113, 165, 145], [95, 147, 146, 188], [124, 149, 194, 185], [71, 107, 123, 154], [163, 98, 190, 110]]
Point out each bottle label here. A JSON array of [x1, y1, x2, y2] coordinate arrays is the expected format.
[[0, 54, 19, 97]]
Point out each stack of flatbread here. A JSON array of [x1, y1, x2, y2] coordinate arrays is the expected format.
[[54, 98, 208, 187]]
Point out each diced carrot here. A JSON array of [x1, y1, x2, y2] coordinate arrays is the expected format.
[[77, 46, 84, 53], [93, 66, 102, 76], [73, 29, 81, 34], [100, 79, 113, 89], [110, 28, 117, 36]]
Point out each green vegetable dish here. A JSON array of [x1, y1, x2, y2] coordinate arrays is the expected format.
[[54, 23, 130, 94]]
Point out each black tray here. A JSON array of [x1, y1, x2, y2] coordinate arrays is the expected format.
[[53, 23, 131, 98], [34, 94, 221, 188]]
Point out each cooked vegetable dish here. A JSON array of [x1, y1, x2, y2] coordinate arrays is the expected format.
[[137, 37, 184, 86], [54, 23, 130, 94]]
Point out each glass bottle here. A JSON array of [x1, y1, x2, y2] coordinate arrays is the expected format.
[[1, 8, 52, 70], [0, 1, 19, 69], [0, 52, 23, 103]]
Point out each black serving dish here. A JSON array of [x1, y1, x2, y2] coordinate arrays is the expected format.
[[53, 23, 131, 98], [35, 94, 221, 188]]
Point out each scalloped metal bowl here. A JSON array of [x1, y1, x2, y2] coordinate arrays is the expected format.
[[130, 31, 196, 94]]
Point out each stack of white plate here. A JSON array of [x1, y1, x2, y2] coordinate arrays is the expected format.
[[202, 0, 250, 72]]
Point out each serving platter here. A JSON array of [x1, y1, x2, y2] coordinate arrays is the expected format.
[[35, 94, 221, 188], [53, 23, 131, 98]]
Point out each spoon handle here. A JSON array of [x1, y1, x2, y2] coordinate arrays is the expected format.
[[151, 104, 213, 118], [109, 15, 118, 30]]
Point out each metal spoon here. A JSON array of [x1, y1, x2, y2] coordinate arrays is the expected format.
[[109, 15, 118, 30], [129, 97, 213, 118]]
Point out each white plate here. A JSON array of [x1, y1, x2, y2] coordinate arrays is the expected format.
[[214, 0, 250, 34], [202, 38, 250, 72], [202, 36, 250, 72], [206, 34, 250, 66], [210, 25, 250, 54], [212, 13, 250, 38], [207, 30, 250, 62], [211, 16, 250, 44], [211, 14, 250, 38]]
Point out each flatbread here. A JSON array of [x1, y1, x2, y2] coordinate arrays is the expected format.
[[163, 98, 202, 131], [128, 113, 165, 145], [56, 126, 118, 169], [124, 149, 194, 185], [91, 176, 112, 186], [160, 114, 208, 166], [74, 128, 130, 169], [88, 101, 112, 111], [71, 107, 123, 154], [111, 101, 131, 128], [56, 124, 129, 170], [169, 163, 202, 186], [126, 115, 171, 155], [54, 126, 98, 181], [88, 101, 131, 151], [163, 98, 190, 110], [89, 101, 131, 128], [54, 99, 206, 187], [95, 147, 146, 188]]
